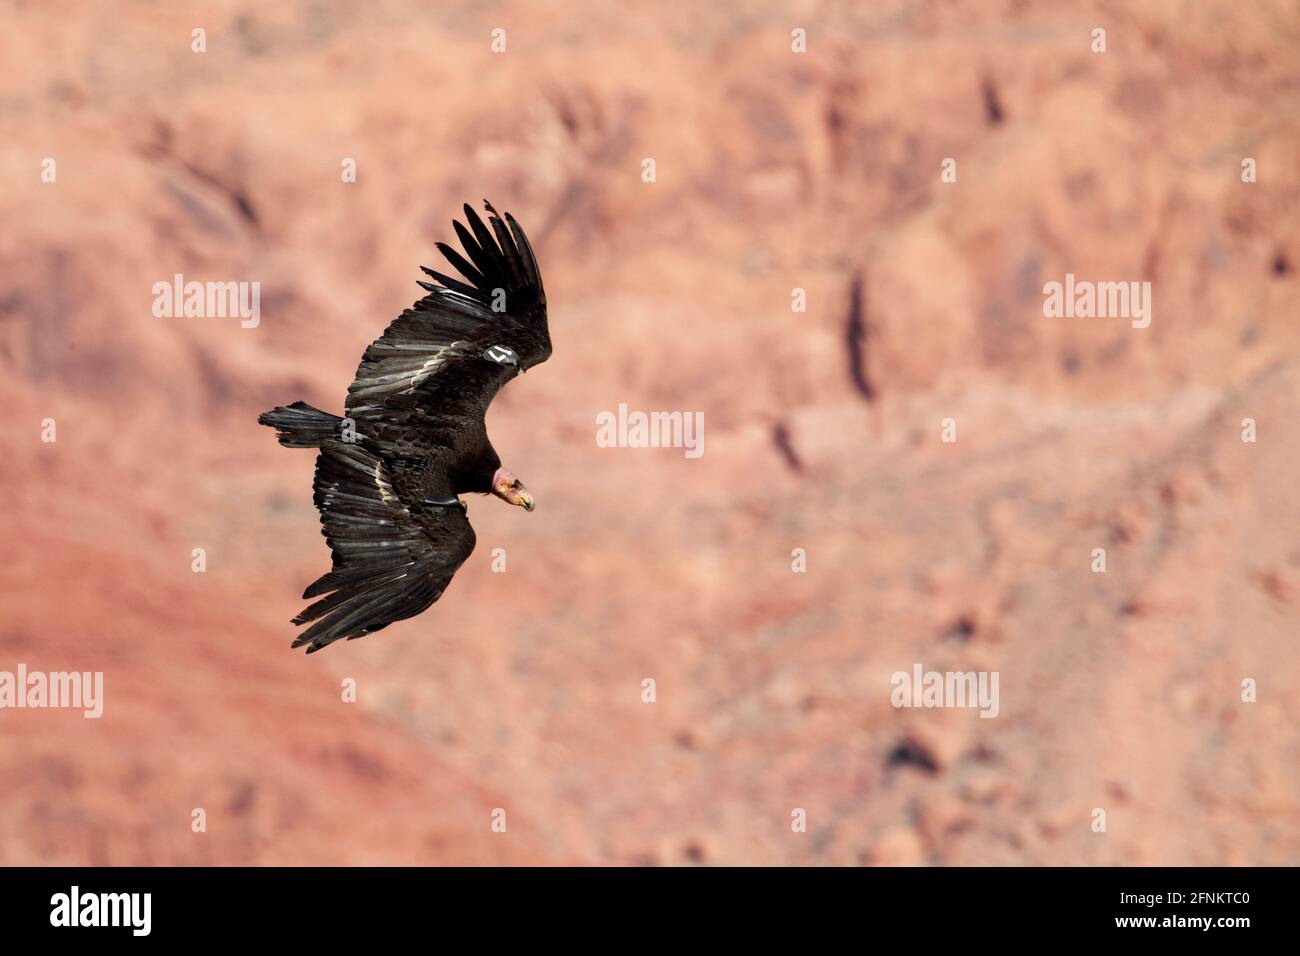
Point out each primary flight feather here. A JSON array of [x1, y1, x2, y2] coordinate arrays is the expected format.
[[258, 200, 550, 653]]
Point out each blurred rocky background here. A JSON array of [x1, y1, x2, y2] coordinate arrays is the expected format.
[[1, 0, 1298, 865]]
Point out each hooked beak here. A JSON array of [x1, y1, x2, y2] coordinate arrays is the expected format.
[[491, 468, 535, 511]]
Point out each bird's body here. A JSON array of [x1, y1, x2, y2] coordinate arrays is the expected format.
[[259, 201, 549, 653]]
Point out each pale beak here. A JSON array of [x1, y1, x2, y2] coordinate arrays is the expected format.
[[491, 468, 535, 511]]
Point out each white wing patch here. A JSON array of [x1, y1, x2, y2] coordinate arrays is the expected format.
[[349, 340, 468, 401], [371, 460, 401, 506], [344, 274, 518, 421], [322, 442, 405, 508]]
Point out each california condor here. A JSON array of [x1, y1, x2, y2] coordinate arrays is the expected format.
[[259, 201, 549, 653]]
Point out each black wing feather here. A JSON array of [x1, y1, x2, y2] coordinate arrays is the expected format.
[[290, 442, 476, 653], [452, 220, 500, 284], [432, 242, 488, 289], [343, 200, 551, 423], [419, 265, 479, 298], [463, 203, 505, 275]]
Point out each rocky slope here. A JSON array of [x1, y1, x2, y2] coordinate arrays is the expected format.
[[1, 0, 1297, 864]]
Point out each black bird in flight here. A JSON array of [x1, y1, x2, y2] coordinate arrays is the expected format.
[[259, 201, 550, 653]]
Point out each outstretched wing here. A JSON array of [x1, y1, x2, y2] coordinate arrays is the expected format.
[[345, 201, 550, 426], [290, 441, 476, 653]]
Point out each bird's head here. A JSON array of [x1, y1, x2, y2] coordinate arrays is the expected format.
[[491, 467, 534, 511]]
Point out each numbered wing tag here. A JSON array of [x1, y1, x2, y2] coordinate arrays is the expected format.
[[484, 344, 519, 366]]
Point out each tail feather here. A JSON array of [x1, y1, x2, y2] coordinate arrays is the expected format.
[[258, 401, 343, 448]]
